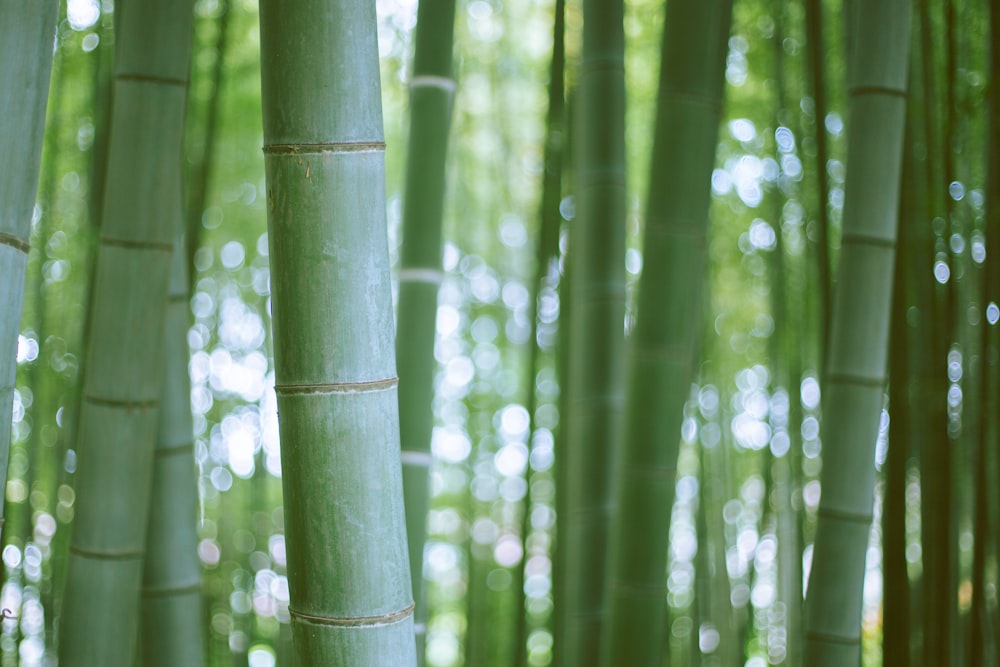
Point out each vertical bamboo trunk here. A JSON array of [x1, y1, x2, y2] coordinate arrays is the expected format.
[[559, 0, 626, 663], [514, 4, 566, 664], [57, 2, 195, 664], [767, 6, 805, 662], [804, 0, 832, 362], [186, 0, 231, 277], [257, 1, 416, 663], [396, 0, 457, 659], [975, 0, 1000, 660], [140, 236, 204, 666], [803, 1, 910, 664], [599, 1, 731, 665], [882, 114, 916, 665], [0, 1, 59, 535]]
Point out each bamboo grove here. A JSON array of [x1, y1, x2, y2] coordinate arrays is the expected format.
[[1, 0, 997, 665]]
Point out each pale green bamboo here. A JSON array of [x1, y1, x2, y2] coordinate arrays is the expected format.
[[559, 0, 626, 663], [57, 2, 195, 664], [599, 2, 731, 664], [802, 0, 910, 663], [0, 1, 59, 534], [140, 236, 203, 666], [257, 0, 416, 663], [396, 0, 458, 658]]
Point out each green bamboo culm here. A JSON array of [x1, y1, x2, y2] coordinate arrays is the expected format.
[[0, 0, 59, 534], [558, 0, 626, 664], [257, 1, 417, 664], [140, 236, 204, 666], [396, 0, 458, 659], [57, 2, 196, 664], [599, 1, 732, 664], [802, 0, 911, 664]]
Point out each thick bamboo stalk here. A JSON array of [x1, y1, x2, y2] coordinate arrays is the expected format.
[[57, 2, 195, 664], [599, 1, 731, 665], [140, 236, 204, 666], [258, 0, 416, 663], [0, 0, 59, 536], [558, 0, 626, 663], [396, 0, 458, 659], [803, 0, 911, 664]]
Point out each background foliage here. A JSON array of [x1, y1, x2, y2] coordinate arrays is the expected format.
[[4, 0, 996, 665]]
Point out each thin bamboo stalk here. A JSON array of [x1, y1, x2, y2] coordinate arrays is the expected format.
[[513, 3, 565, 664], [0, 0, 59, 539], [396, 0, 458, 659], [140, 236, 204, 666]]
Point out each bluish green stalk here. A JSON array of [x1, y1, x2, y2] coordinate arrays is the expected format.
[[258, 0, 416, 662], [58, 2, 196, 663], [396, 0, 458, 659]]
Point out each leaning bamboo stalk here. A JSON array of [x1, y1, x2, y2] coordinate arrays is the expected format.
[[599, 1, 732, 665], [58, 2, 195, 663], [802, 0, 910, 664], [257, 0, 416, 662], [0, 1, 59, 538]]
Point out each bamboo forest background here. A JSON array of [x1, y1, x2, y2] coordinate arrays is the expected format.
[[3, 0, 998, 665]]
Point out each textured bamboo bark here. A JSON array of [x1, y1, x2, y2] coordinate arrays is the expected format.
[[140, 237, 204, 666], [0, 0, 59, 535], [803, 1, 910, 664], [599, 2, 731, 665], [57, 2, 195, 664], [559, 0, 626, 663], [258, 0, 416, 663], [396, 0, 457, 658]]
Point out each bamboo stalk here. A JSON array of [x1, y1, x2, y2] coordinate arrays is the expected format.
[[599, 1, 732, 664], [396, 0, 458, 659], [802, 0, 911, 663], [559, 0, 626, 662], [140, 236, 204, 665], [257, 0, 416, 662], [0, 0, 60, 541], [57, 2, 196, 663]]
